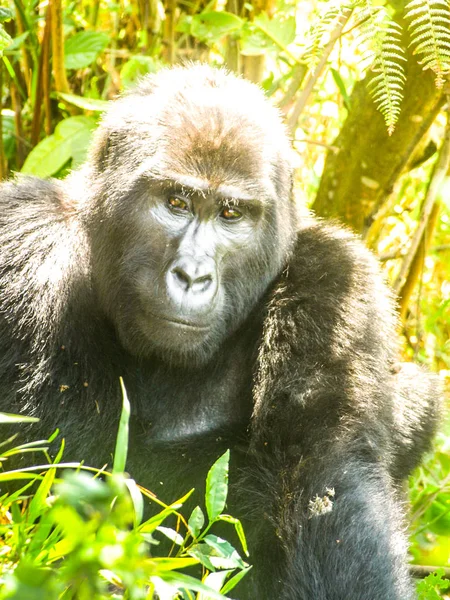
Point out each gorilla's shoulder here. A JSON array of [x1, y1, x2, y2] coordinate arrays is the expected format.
[[286, 218, 388, 300], [265, 218, 398, 362], [0, 175, 90, 344], [0, 175, 64, 212]]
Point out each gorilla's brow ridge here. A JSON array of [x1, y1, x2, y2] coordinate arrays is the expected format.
[[155, 172, 268, 206]]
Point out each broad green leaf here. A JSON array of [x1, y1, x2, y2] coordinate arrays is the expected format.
[[203, 535, 246, 569], [191, 12, 243, 44], [22, 116, 96, 178], [241, 13, 295, 56], [188, 506, 205, 538], [121, 56, 157, 88], [64, 31, 109, 70], [188, 543, 216, 572], [0, 412, 39, 424], [254, 13, 296, 48], [22, 134, 72, 178], [113, 377, 130, 474], [205, 450, 229, 522], [57, 92, 109, 112]]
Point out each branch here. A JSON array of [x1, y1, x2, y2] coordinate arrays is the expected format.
[[410, 564, 450, 579], [286, 8, 352, 136], [393, 94, 450, 293]]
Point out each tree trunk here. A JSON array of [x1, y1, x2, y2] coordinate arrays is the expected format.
[[312, 45, 443, 235]]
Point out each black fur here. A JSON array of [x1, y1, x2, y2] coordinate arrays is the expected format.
[[0, 65, 440, 599]]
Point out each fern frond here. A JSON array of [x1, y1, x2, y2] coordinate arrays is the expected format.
[[301, 1, 350, 69], [357, 4, 406, 135], [405, 0, 450, 88]]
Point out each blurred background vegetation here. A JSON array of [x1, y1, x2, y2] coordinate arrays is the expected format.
[[0, 0, 449, 595]]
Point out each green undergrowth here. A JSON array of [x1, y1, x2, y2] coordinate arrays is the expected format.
[[0, 382, 250, 600]]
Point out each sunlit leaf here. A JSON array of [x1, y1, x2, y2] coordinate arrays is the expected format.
[[64, 31, 109, 69]]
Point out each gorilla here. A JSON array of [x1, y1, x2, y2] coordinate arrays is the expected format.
[[0, 64, 441, 599]]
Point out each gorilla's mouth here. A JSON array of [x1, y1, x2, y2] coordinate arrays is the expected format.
[[147, 309, 212, 331], [162, 316, 211, 330]]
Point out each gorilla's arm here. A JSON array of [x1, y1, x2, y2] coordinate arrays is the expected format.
[[237, 223, 439, 600]]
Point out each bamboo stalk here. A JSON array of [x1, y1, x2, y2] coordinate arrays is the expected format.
[[50, 0, 70, 93], [31, 6, 52, 146]]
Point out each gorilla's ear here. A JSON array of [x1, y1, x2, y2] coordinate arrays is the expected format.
[[274, 154, 295, 204], [89, 128, 128, 174]]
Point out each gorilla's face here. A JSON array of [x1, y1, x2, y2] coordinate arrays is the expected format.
[[86, 66, 296, 365]]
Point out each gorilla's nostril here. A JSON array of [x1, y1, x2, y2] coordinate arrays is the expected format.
[[172, 267, 192, 290], [192, 274, 213, 293]]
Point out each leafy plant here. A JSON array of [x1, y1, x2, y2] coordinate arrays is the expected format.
[[417, 569, 450, 599], [406, 0, 450, 88], [0, 388, 250, 599], [359, 5, 406, 135]]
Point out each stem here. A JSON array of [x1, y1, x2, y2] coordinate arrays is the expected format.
[[50, 0, 70, 93], [0, 61, 5, 179]]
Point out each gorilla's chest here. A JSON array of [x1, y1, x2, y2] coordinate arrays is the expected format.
[[130, 346, 255, 444]]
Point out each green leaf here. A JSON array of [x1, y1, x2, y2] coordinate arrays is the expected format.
[[406, 0, 450, 88], [124, 477, 144, 527], [0, 7, 13, 22], [120, 56, 157, 89], [188, 506, 205, 538], [57, 92, 109, 112], [22, 116, 96, 178], [188, 543, 216, 572], [113, 377, 131, 474], [417, 569, 449, 599], [64, 31, 109, 70], [205, 450, 229, 522], [191, 11, 243, 44], [330, 68, 351, 111], [0, 25, 12, 53], [254, 13, 296, 48], [5, 31, 29, 51], [150, 557, 200, 571], [217, 514, 248, 556], [203, 534, 246, 569], [220, 566, 252, 595], [200, 570, 233, 597], [157, 526, 184, 545], [1, 111, 15, 160], [27, 467, 56, 524], [0, 412, 39, 424], [153, 571, 229, 600]]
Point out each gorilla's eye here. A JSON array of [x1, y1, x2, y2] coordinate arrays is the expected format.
[[167, 196, 189, 213], [220, 206, 242, 221]]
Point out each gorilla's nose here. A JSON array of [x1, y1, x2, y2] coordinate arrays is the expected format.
[[166, 256, 217, 309], [171, 262, 213, 293]]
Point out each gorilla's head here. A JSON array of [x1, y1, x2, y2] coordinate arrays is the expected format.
[[83, 64, 297, 365]]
